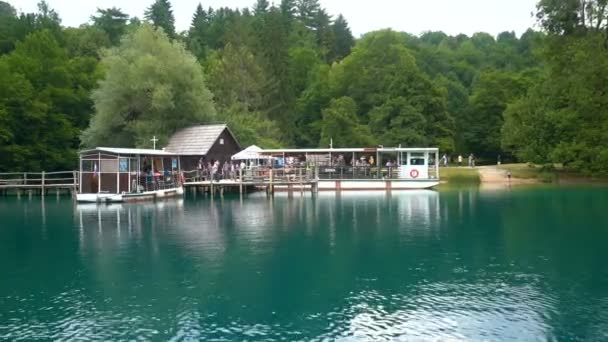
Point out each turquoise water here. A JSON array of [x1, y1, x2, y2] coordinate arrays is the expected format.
[[1, 187, 608, 340]]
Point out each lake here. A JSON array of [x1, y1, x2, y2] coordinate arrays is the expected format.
[[1, 186, 608, 340]]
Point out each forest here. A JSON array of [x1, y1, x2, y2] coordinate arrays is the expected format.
[[0, 0, 607, 174]]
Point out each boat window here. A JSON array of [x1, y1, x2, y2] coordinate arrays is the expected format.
[[119, 158, 129, 172], [100, 159, 118, 172], [410, 158, 426, 166], [81, 160, 95, 172]]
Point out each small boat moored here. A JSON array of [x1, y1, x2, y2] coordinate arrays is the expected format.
[[76, 147, 184, 203]]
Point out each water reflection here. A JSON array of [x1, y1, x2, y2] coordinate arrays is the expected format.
[[2, 187, 608, 340]]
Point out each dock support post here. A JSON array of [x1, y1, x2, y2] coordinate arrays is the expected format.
[[73, 171, 78, 197], [41, 171, 45, 196], [239, 169, 243, 194]]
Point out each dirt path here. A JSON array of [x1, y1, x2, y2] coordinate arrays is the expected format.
[[477, 166, 509, 183], [476, 165, 536, 184]]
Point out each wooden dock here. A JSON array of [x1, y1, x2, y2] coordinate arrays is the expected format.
[[0, 171, 78, 196], [183, 167, 318, 195]]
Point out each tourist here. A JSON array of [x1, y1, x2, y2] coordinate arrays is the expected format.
[[369, 156, 375, 166], [442, 154, 448, 167], [497, 155, 502, 165], [458, 155, 463, 166], [468, 154, 473, 167]]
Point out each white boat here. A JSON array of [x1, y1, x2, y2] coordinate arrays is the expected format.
[[76, 187, 184, 203], [253, 147, 441, 191], [76, 147, 185, 203]]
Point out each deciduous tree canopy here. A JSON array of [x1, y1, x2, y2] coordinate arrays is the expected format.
[[1, 0, 608, 174]]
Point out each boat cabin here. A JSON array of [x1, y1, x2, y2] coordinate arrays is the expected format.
[[78, 147, 180, 196], [258, 147, 440, 180]]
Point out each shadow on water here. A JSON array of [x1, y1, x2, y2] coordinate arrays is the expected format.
[[1, 186, 608, 340]]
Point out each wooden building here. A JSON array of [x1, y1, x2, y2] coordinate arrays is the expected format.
[[165, 124, 241, 171]]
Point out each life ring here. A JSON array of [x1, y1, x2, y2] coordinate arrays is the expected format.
[[410, 169, 419, 179]]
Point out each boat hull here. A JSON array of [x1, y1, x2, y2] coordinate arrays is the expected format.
[[76, 187, 184, 203], [274, 179, 439, 191]]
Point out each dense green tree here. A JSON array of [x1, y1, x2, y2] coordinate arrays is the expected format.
[[91, 7, 129, 45], [465, 70, 531, 158], [330, 14, 354, 62], [319, 97, 375, 147], [0, 30, 99, 171], [81, 24, 216, 148], [144, 0, 176, 38], [187, 3, 209, 60], [328, 30, 455, 151], [253, 0, 269, 15], [296, 0, 320, 29], [502, 33, 608, 173]]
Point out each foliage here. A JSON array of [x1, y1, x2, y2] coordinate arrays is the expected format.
[[2, 0, 608, 175], [144, 0, 176, 38], [0, 30, 99, 171], [81, 24, 216, 149], [319, 97, 375, 147]]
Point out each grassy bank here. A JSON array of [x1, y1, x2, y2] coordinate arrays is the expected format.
[[439, 167, 481, 185]]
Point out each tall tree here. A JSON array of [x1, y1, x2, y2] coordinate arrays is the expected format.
[[253, 0, 269, 15], [319, 97, 375, 147], [144, 0, 176, 38], [280, 0, 296, 20], [330, 14, 354, 62], [296, 0, 320, 29], [81, 24, 216, 148], [91, 7, 129, 45], [0, 30, 99, 171], [187, 3, 209, 60]]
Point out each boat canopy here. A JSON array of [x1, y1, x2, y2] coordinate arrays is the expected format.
[[231, 145, 268, 160], [79, 147, 177, 157]]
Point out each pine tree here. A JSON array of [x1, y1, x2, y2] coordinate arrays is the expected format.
[[253, 0, 269, 15], [144, 0, 176, 38], [296, 0, 320, 29], [330, 14, 354, 62], [280, 0, 296, 20], [91, 7, 129, 45], [187, 3, 208, 59]]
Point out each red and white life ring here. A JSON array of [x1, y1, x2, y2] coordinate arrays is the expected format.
[[410, 169, 419, 179]]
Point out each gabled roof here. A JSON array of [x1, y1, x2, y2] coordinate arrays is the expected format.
[[165, 124, 239, 156], [80, 147, 177, 156]]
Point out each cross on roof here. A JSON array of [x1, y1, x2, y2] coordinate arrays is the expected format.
[[151, 136, 159, 150]]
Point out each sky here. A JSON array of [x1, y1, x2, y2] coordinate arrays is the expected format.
[[7, 0, 539, 37]]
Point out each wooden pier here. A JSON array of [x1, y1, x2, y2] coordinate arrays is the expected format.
[[0, 171, 78, 197], [183, 167, 319, 196]]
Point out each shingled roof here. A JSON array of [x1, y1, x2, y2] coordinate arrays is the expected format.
[[165, 124, 238, 155]]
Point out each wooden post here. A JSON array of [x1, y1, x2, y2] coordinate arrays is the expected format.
[[73, 171, 78, 197], [41, 171, 45, 196], [23, 172, 27, 185], [239, 169, 243, 194]]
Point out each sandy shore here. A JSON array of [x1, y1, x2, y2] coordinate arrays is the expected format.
[[477, 166, 537, 184]]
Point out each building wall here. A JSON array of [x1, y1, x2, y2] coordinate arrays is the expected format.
[[179, 128, 241, 170], [206, 128, 241, 164]]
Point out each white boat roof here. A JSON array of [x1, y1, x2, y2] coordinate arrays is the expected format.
[[260, 147, 439, 154], [80, 147, 177, 156]]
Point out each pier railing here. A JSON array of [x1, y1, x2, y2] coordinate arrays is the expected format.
[[0, 171, 78, 188], [0, 171, 79, 195], [182, 167, 314, 184]]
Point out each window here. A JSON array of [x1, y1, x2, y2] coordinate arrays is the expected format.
[[219, 138, 224, 145], [410, 158, 426, 166], [100, 159, 118, 172]]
